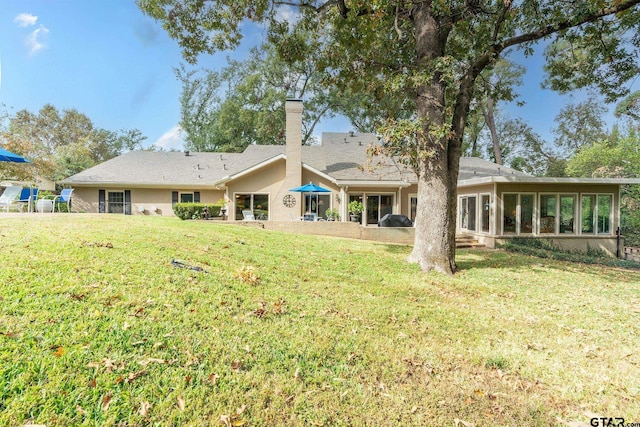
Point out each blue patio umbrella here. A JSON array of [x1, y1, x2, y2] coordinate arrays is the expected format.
[[289, 182, 331, 193], [289, 182, 331, 220], [0, 147, 30, 163]]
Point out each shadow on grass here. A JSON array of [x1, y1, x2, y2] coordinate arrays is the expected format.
[[456, 247, 640, 284]]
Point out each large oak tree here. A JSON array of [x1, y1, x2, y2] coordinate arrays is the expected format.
[[139, 0, 640, 274]]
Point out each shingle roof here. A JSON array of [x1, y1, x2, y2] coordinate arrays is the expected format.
[[61, 132, 530, 187]]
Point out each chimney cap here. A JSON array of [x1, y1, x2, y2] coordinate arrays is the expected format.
[[184, 150, 190, 156]]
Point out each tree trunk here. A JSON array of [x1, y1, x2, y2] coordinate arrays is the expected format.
[[407, 6, 457, 274], [481, 94, 503, 165]]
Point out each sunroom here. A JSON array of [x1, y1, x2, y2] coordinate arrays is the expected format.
[[456, 176, 640, 256]]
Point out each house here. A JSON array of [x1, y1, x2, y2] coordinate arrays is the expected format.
[[62, 100, 640, 256]]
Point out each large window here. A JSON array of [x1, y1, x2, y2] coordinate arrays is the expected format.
[[504, 192, 612, 236], [502, 193, 535, 234], [235, 194, 269, 220], [539, 194, 577, 234], [365, 194, 394, 225], [582, 194, 613, 235]]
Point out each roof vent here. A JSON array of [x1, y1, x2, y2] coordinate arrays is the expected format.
[[343, 137, 347, 143], [358, 141, 362, 146], [223, 164, 227, 170], [349, 130, 355, 137], [185, 150, 190, 156]]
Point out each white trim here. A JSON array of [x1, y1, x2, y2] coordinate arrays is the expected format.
[[459, 175, 640, 187], [337, 180, 411, 188], [216, 154, 286, 185]]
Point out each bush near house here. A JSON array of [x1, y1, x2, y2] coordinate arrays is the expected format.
[[173, 203, 222, 220]]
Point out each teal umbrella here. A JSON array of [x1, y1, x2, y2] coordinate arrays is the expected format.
[[289, 182, 331, 193], [0, 147, 30, 163]]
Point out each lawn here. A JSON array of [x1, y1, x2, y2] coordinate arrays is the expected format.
[[0, 215, 638, 426]]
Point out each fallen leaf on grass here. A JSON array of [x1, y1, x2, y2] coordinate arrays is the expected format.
[[76, 405, 87, 416], [101, 394, 112, 411], [454, 419, 476, 427], [2, 331, 18, 338], [87, 358, 117, 372], [207, 373, 219, 385], [219, 405, 248, 427], [139, 401, 151, 417], [138, 357, 165, 366], [88, 378, 97, 388], [177, 397, 185, 411], [126, 370, 148, 383], [52, 346, 65, 357]]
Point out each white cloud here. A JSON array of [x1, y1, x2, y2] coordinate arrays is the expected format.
[[26, 25, 49, 56], [14, 13, 38, 27], [275, 5, 300, 25], [154, 125, 185, 151]]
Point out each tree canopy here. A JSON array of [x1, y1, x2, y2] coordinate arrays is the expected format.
[[0, 104, 148, 185], [139, 0, 640, 274]]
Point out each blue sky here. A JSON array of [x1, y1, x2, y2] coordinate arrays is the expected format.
[[0, 1, 624, 152]]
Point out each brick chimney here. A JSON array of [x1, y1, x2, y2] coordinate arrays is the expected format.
[[272, 99, 303, 220], [285, 99, 303, 187]]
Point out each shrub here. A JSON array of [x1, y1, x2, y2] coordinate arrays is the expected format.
[[173, 203, 222, 220], [347, 200, 363, 215]]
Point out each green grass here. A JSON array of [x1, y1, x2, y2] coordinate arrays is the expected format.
[[1, 215, 639, 426]]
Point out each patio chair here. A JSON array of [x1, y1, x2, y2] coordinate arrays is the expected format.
[[242, 209, 255, 221], [12, 188, 39, 212], [50, 188, 74, 212], [0, 186, 23, 212]]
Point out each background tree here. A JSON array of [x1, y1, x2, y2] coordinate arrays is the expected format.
[[552, 96, 608, 157], [178, 41, 343, 152], [139, 0, 640, 274], [0, 104, 147, 184], [566, 129, 640, 245]]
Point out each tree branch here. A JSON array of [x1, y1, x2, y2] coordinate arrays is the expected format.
[[498, 0, 640, 51]]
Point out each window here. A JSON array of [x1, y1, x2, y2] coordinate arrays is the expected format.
[[581, 194, 613, 235], [481, 194, 490, 233], [597, 195, 612, 234], [364, 194, 394, 225], [180, 193, 194, 203], [460, 196, 477, 231], [503, 194, 517, 234], [559, 195, 576, 234], [581, 195, 596, 234], [502, 193, 535, 234], [409, 195, 417, 223], [304, 193, 331, 217], [539, 194, 557, 234], [235, 194, 269, 220], [108, 191, 124, 214]]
